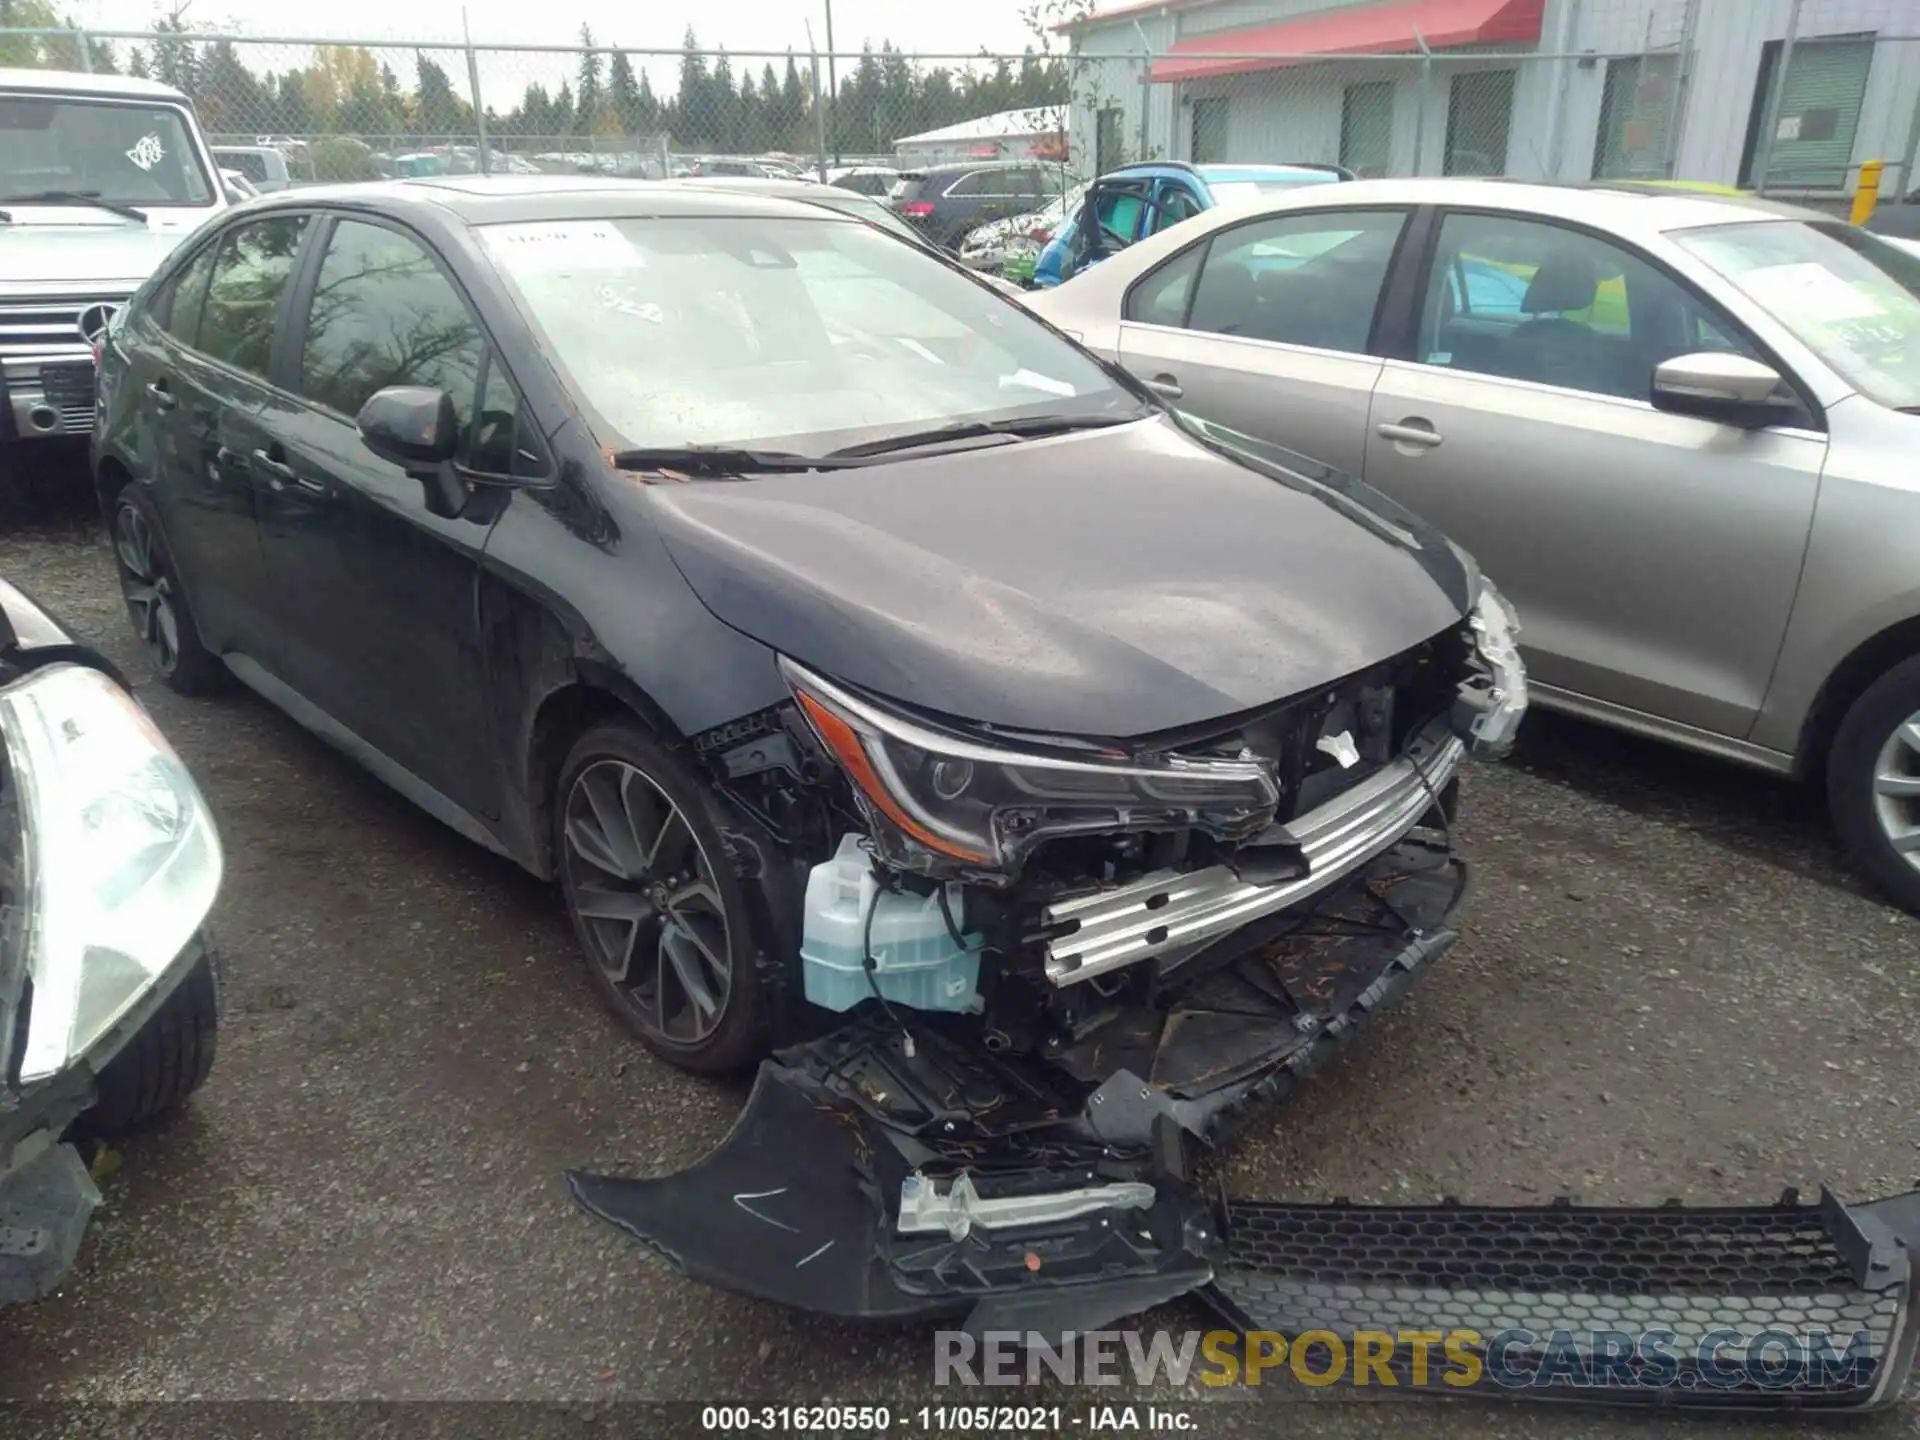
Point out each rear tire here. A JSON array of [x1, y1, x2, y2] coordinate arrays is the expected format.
[[1827, 654, 1920, 914], [70, 949, 219, 1141], [108, 485, 226, 696]]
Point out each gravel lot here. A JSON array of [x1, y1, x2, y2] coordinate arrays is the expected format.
[[2, 446, 1918, 1437]]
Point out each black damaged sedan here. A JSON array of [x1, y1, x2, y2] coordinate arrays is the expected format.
[[91, 179, 1920, 1403]]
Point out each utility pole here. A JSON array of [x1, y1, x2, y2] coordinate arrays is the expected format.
[[824, 0, 839, 164]]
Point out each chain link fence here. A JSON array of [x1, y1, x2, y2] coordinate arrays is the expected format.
[[1, 18, 1915, 203]]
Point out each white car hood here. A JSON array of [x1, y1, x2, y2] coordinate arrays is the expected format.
[[0, 211, 212, 287]]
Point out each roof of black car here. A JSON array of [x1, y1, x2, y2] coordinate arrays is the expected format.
[[246, 175, 862, 226]]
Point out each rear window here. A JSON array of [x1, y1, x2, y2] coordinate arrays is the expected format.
[[219, 151, 268, 183], [888, 173, 928, 202]]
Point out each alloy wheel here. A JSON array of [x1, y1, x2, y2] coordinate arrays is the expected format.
[[1872, 712, 1920, 873], [113, 501, 181, 677], [561, 759, 733, 1044]]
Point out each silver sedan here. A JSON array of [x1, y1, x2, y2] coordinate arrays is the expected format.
[[1028, 179, 1920, 910]]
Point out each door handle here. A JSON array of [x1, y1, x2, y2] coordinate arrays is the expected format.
[[1377, 420, 1443, 448], [251, 448, 297, 488], [1144, 373, 1184, 400], [145, 379, 177, 411]]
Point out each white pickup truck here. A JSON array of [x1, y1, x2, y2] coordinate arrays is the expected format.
[[0, 68, 229, 448]]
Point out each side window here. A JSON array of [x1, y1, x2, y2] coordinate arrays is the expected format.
[[160, 239, 220, 345], [1186, 209, 1406, 354], [1416, 212, 1759, 401], [1154, 184, 1206, 232], [1092, 186, 1149, 243], [945, 171, 988, 197], [297, 219, 484, 427], [197, 214, 310, 378], [1124, 244, 1205, 327]]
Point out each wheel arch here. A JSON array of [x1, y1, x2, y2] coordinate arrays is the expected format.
[[92, 451, 134, 514], [1795, 614, 1920, 779], [523, 665, 684, 878]]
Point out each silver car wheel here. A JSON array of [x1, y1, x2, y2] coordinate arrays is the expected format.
[[113, 500, 181, 677], [1871, 712, 1920, 870], [560, 758, 734, 1044]]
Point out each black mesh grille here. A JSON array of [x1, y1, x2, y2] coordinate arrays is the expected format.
[[1208, 1198, 1910, 1405]]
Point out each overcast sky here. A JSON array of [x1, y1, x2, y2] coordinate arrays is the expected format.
[[59, 0, 1051, 56]]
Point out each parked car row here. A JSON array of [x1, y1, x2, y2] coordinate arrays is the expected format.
[[1029, 177, 1920, 910]]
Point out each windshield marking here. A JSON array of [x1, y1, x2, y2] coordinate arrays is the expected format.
[[125, 134, 165, 171]]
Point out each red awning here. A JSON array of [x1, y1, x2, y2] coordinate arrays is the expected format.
[[1149, 0, 1544, 83]]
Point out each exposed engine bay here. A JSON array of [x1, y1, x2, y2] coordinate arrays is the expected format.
[[695, 618, 1488, 1131]]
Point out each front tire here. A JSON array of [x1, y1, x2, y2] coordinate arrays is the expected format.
[[1827, 655, 1920, 913], [70, 948, 219, 1141], [554, 721, 769, 1073], [109, 485, 226, 696]]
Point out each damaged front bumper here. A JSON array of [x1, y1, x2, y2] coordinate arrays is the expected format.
[[571, 837, 1920, 1409], [573, 1056, 1920, 1408]]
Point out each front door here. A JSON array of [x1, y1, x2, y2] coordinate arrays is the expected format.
[[1113, 207, 1408, 475], [1361, 208, 1826, 738], [248, 214, 512, 823]]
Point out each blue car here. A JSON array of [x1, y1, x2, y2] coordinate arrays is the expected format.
[[1032, 160, 1352, 288]]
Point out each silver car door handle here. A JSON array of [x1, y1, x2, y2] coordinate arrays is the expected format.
[[1144, 374, 1184, 400], [1377, 421, 1443, 447], [251, 449, 298, 487]]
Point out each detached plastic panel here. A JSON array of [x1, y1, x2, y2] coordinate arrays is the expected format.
[[0, 1142, 101, 1304]]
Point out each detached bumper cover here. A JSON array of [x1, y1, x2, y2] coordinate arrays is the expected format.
[[571, 1055, 1920, 1407]]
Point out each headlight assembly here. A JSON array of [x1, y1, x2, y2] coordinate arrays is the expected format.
[[781, 658, 1279, 881], [1455, 579, 1529, 758], [0, 664, 222, 1084]]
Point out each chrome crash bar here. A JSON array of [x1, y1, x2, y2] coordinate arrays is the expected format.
[[1043, 728, 1464, 985]]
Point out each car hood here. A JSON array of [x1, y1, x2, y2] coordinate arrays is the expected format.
[[648, 415, 1474, 737], [0, 214, 208, 286]]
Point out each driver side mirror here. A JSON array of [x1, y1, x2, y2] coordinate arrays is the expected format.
[[1650, 352, 1801, 429], [356, 385, 469, 518]]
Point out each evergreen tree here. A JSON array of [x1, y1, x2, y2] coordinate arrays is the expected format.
[[711, 48, 735, 152], [197, 40, 263, 135], [575, 25, 602, 135], [608, 50, 643, 137], [416, 53, 465, 138], [677, 28, 709, 148]]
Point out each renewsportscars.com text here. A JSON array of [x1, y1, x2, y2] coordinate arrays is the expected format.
[[934, 1327, 1881, 1392]]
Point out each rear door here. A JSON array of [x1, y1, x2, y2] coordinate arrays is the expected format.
[[137, 212, 312, 658], [248, 213, 526, 822], [1113, 207, 1411, 475], [1064, 178, 1155, 279], [1361, 208, 1826, 736]]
